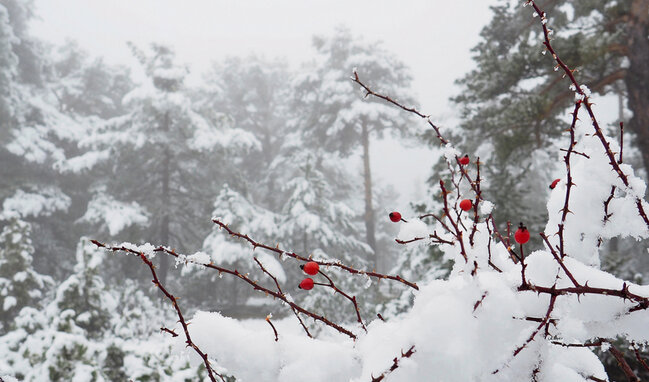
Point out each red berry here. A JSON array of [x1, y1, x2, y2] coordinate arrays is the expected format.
[[459, 199, 472, 211], [389, 211, 402, 223], [514, 223, 530, 244], [549, 178, 561, 190], [303, 261, 319, 275], [298, 278, 314, 290], [459, 155, 470, 165]]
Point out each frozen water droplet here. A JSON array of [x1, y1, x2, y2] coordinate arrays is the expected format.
[[364, 274, 372, 289]]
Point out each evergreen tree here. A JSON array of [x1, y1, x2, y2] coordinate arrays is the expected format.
[[193, 56, 376, 321], [292, 27, 415, 269], [0, 237, 200, 381], [451, 0, 649, 236], [0, 0, 130, 279], [79, 44, 257, 283], [0, 216, 53, 333]]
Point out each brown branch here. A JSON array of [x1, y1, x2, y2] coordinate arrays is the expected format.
[[631, 342, 649, 374], [439, 180, 468, 262], [212, 219, 419, 290], [528, 0, 649, 230], [265, 315, 279, 342], [493, 293, 558, 375], [317, 269, 367, 331], [540, 232, 581, 287], [608, 343, 639, 382], [160, 327, 178, 337], [352, 70, 447, 145], [254, 257, 312, 338], [551, 339, 604, 348], [370, 345, 416, 382], [93, 240, 358, 340], [469, 157, 483, 247], [518, 281, 649, 308], [395, 231, 454, 246], [473, 292, 488, 314], [619, 121, 624, 164], [558, 100, 582, 258], [131, 248, 223, 382]]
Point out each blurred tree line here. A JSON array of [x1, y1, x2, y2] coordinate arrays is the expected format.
[[2, 0, 648, 380], [0, 0, 419, 379]]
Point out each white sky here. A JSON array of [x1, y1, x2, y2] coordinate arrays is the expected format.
[[31, 0, 498, 211]]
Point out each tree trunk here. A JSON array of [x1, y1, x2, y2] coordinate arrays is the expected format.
[[361, 122, 377, 269], [158, 112, 171, 284], [625, 0, 649, 186]]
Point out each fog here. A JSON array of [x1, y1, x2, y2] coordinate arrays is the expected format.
[[31, 0, 498, 208]]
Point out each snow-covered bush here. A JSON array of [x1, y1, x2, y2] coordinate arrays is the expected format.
[[94, 2, 649, 381]]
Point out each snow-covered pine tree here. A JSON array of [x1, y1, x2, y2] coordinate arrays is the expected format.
[[291, 26, 416, 270], [192, 56, 376, 322], [0, 216, 53, 334], [276, 149, 374, 323], [75, 44, 257, 283], [0, 237, 202, 381], [449, 0, 649, 246]]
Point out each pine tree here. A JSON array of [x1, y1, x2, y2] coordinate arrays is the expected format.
[[0, 237, 201, 381], [0, 216, 53, 333], [79, 44, 257, 283], [451, 0, 649, 236], [192, 56, 376, 321], [292, 26, 415, 269]]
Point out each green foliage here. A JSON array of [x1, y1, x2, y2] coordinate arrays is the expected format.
[[444, 0, 644, 240]]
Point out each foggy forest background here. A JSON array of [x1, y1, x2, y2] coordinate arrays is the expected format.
[[1, 0, 648, 380]]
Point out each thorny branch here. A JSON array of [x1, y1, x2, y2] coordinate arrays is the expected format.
[[93, 240, 358, 339], [370, 345, 416, 382], [316, 269, 367, 331], [91, 240, 224, 382], [608, 343, 640, 382], [212, 218, 419, 290], [527, 0, 649, 230], [352, 70, 448, 145], [254, 257, 312, 337]]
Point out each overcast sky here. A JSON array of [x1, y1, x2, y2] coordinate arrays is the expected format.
[[31, 0, 498, 210]]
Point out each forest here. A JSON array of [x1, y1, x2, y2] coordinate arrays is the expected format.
[[1, 0, 649, 381]]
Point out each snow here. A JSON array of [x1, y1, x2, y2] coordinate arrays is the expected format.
[[397, 220, 430, 242], [166, 86, 649, 381], [1, 188, 71, 219], [2, 296, 16, 311], [116, 242, 157, 259], [480, 200, 494, 215], [80, 193, 149, 236], [256, 252, 287, 283]]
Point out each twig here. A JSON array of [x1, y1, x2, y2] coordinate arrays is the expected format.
[[631, 342, 649, 374], [370, 345, 416, 382], [265, 315, 279, 342], [352, 70, 448, 145], [212, 219, 419, 290], [619, 121, 624, 164], [254, 257, 312, 338], [540, 233, 580, 287], [317, 269, 367, 331], [128, 248, 223, 382], [160, 327, 178, 337], [608, 343, 639, 382], [92, 240, 357, 339]]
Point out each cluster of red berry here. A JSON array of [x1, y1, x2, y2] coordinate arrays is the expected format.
[[386, 153, 532, 249], [298, 261, 320, 291]]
